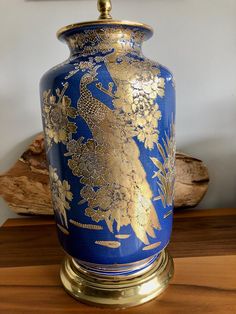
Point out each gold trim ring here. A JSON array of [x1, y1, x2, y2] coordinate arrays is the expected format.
[[57, 20, 153, 40], [60, 249, 174, 308]]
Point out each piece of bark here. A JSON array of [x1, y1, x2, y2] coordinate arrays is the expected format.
[[175, 152, 209, 208], [0, 134, 209, 215]]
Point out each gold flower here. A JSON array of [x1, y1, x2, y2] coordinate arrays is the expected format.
[[79, 61, 94, 70], [132, 94, 152, 115], [111, 66, 164, 150], [145, 104, 162, 128], [152, 77, 165, 98], [80, 181, 158, 243], [129, 72, 164, 149], [66, 138, 108, 186], [49, 166, 73, 228], [137, 124, 159, 150], [82, 184, 132, 232], [42, 85, 77, 148], [132, 73, 165, 99]]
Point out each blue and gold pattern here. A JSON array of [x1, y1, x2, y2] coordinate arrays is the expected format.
[[49, 165, 73, 229], [41, 23, 175, 268], [42, 84, 77, 148]]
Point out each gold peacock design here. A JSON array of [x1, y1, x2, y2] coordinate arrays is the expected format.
[[66, 59, 165, 245]]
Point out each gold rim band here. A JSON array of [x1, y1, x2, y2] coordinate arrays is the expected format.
[[57, 20, 153, 39], [60, 249, 174, 308]]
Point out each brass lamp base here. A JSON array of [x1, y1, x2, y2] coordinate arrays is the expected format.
[[60, 250, 174, 308]]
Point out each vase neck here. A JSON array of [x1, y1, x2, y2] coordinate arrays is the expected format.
[[61, 25, 152, 57]]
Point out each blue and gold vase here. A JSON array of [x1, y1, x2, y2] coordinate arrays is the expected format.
[[40, 0, 176, 308]]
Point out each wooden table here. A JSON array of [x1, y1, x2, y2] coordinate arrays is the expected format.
[[0, 208, 236, 313]]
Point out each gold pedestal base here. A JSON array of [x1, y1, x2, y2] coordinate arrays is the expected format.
[[60, 250, 174, 308]]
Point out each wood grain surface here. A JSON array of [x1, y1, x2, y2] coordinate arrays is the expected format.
[[0, 208, 236, 313]]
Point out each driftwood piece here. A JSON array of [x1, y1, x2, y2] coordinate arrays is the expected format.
[[0, 134, 209, 215], [175, 153, 209, 208]]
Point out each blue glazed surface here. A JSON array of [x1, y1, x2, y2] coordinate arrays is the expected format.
[[40, 24, 175, 270]]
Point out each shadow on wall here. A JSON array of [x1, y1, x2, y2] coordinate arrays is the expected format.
[[0, 134, 40, 173], [180, 137, 236, 209]]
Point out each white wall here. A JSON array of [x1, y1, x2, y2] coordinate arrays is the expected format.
[[0, 0, 236, 225]]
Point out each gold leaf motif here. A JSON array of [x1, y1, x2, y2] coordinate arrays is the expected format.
[[57, 224, 70, 235], [115, 234, 131, 239], [142, 242, 161, 251], [164, 210, 173, 219], [151, 120, 176, 208], [69, 219, 103, 230], [95, 241, 121, 249]]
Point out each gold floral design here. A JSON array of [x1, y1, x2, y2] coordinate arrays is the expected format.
[[107, 57, 164, 150], [59, 28, 172, 245], [65, 59, 97, 80], [77, 178, 159, 245], [64, 30, 165, 151], [65, 61, 162, 244], [66, 28, 145, 57], [81, 184, 132, 232], [49, 166, 73, 228], [65, 138, 108, 186], [151, 120, 176, 208], [42, 83, 77, 148], [95, 241, 121, 249]]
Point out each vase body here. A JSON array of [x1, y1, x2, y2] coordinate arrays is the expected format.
[[40, 22, 175, 306]]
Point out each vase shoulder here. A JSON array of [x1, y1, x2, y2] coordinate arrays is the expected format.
[[41, 57, 175, 95]]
